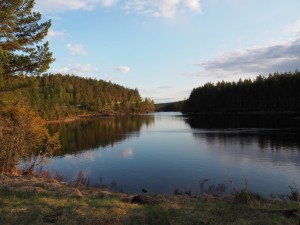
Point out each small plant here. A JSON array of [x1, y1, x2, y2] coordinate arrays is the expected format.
[[71, 170, 90, 187], [270, 184, 300, 202], [232, 178, 263, 205], [233, 190, 263, 205], [199, 179, 209, 194], [34, 167, 66, 182], [184, 188, 192, 196], [288, 184, 299, 202], [173, 187, 183, 195], [93, 177, 109, 189], [54, 171, 66, 182], [34, 167, 53, 179], [173, 188, 192, 196], [199, 179, 227, 197], [92, 177, 123, 193], [206, 184, 227, 197]]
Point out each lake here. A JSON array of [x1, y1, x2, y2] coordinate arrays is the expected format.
[[45, 112, 300, 196]]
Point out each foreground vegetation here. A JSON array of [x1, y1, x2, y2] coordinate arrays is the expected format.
[[0, 174, 299, 225], [183, 71, 300, 114], [0, 106, 61, 174]]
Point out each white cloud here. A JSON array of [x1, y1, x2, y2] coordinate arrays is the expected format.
[[53, 63, 99, 76], [157, 86, 172, 89], [158, 0, 181, 18], [115, 66, 130, 73], [119, 148, 133, 158], [124, 0, 201, 18], [66, 43, 87, 56], [47, 29, 68, 39], [64, 151, 102, 164], [35, 0, 117, 12], [35, 0, 95, 12], [100, 0, 117, 7], [183, 0, 201, 12], [284, 20, 300, 37], [196, 37, 300, 79], [36, 0, 201, 18]]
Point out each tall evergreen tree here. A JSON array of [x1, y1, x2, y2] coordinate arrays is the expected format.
[[0, 0, 54, 77]]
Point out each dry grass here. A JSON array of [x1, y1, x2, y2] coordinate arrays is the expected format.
[[0, 175, 300, 225]]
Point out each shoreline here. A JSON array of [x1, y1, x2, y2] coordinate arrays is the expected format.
[[44, 111, 156, 124], [0, 173, 299, 225], [45, 116, 81, 124], [182, 111, 300, 116], [44, 110, 300, 124], [44, 113, 119, 124]]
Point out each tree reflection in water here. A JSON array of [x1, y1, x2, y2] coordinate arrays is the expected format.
[[184, 114, 300, 150], [48, 115, 154, 156]]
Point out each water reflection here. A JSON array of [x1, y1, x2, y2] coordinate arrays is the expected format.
[[193, 132, 300, 168], [193, 130, 300, 151], [182, 114, 300, 195], [185, 114, 300, 129], [119, 148, 134, 158], [185, 115, 300, 150], [43, 113, 300, 196], [48, 115, 154, 155]]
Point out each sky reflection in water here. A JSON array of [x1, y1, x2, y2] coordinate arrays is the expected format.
[[44, 113, 300, 196]]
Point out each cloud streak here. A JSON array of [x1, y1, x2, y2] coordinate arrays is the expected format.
[[124, 0, 201, 18], [100, 0, 117, 7], [66, 43, 87, 56], [284, 20, 300, 37], [197, 38, 300, 78], [36, 0, 201, 18], [53, 63, 99, 76], [47, 29, 68, 39], [119, 148, 133, 158], [36, 0, 95, 12], [36, 0, 116, 12], [115, 66, 130, 73]]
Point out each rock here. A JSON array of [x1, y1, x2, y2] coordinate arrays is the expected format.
[[43, 211, 63, 224], [33, 182, 62, 192], [22, 186, 48, 194], [131, 195, 158, 204], [22, 174, 38, 182], [68, 188, 83, 198], [0, 174, 12, 182], [14, 176, 27, 182]]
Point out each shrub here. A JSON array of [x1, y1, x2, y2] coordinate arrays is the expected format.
[[0, 106, 60, 174]]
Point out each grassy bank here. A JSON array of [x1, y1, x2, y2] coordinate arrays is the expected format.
[[0, 174, 299, 225]]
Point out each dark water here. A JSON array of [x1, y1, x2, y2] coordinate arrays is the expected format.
[[44, 112, 300, 196]]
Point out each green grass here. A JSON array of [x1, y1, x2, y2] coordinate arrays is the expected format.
[[0, 187, 299, 225]]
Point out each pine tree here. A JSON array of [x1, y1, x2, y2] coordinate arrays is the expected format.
[[0, 0, 54, 77]]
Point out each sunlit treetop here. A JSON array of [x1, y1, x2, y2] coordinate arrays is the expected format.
[[0, 0, 54, 76]]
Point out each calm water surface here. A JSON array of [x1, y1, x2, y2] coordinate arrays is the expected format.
[[45, 112, 300, 196]]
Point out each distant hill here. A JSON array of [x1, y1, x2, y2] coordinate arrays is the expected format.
[[0, 73, 155, 119], [182, 71, 300, 114], [155, 101, 184, 112]]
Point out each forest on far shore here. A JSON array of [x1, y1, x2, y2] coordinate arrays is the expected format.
[[0, 73, 155, 120], [182, 71, 300, 114]]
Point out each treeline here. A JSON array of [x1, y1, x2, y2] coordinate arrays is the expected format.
[[182, 71, 300, 113], [0, 74, 155, 119], [155, 101, 184, 112]]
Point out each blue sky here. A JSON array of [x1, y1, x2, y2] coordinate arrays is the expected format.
[[35, 0, 300, 103]]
